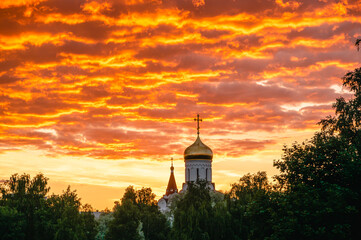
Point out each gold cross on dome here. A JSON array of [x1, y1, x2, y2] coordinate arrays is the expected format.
[[194, 114, 202, 135]]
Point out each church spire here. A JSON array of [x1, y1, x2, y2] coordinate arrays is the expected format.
[[166, 158, 178, 196]]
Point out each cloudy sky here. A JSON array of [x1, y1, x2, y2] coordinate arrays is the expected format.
[[1, 0, 360, 209]]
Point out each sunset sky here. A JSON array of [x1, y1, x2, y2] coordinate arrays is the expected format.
[[1, 0, 361, 210]]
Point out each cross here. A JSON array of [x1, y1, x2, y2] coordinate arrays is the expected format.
[[170, 157, 174, 172], [194, 114, 202, 135]]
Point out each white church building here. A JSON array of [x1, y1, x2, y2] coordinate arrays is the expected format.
[[158, 115, 215, 212]]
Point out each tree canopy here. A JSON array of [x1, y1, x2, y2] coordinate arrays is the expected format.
[[0, 173, 97, 240], [106, 186, 169, 240]]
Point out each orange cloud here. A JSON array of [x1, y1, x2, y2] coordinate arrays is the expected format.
[[0, 0, 360, 209]]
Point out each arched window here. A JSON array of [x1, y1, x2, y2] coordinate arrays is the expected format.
[[206, 168, 208, 181], [197, 168, 199, 180], [187, 168, 190, 181]]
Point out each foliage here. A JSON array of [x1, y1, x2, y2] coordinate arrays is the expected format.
[[122, 185, 137, 204], [106, 186, 169, 240], [0, 173, 97, 240], [0, 173, 50, 240], [0, 206, 25, 240], [170, 180, 230, 240], [226, 172, 274, 240], [356, 38, 361, 51], [95, 211, 113, 240], [106, 200, 142, 240], [82, 204, 98, 240], [273, 65, 361, 239]]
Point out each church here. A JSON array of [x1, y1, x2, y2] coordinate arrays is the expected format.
[[158, 114, 215, 212]]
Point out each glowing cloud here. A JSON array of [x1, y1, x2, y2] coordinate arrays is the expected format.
[[0, 0, 360, 209]]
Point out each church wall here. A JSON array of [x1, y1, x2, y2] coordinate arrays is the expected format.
[[185, 160, 212, 182]]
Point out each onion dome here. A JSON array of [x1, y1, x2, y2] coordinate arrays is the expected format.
[[184, 135, 213, 161]]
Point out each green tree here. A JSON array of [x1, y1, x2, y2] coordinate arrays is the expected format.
[[81, 204, 98, 240], [48, 186, 95, 240], [226, 172, 274, 240], [122, 186, 137, 204], [136, 187, 169, 240], [106, 186, 169, 240], [272, 64, 361, 239], [95, 211, 113, 240], [0, 173, 50, 240], [0, 173, 97, 240], [171, 180, 229, 240], [0, 206, 25, 240], [137, 187, 156, 207], [106, 199, 142, 240]]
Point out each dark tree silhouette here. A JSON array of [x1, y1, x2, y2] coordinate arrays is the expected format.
[[106, 186, 169, 240], [356, 38, 361, 51], [0, 174, 97, 240]]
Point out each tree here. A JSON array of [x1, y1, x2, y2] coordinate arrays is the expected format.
[[106, 186, 169, 240], [0, 173, 97, 239], [106, 197, 142, 240], [273, 63, 361, 239], [81, 204, 98, 240], [356, 38, 361, 51], [0, 206, 25, 240], [122, 186, 137, 204], [135, 187, 168, 240], [48, 186, 95, 240], [95, 211, 113, 240], [226, 172, 274, 240], [0, 173, 50, 240], [171, 180, 229, 240], [136, 187, 156, 207]]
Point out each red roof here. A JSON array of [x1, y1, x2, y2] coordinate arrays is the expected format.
[[166, 165, 178, 196]]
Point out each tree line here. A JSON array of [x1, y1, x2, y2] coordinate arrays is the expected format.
[[1, 42, 361, 240], [0, 174, 96, 240]]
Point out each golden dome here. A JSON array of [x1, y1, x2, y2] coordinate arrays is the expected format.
[[184, 135, 213, 161]]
